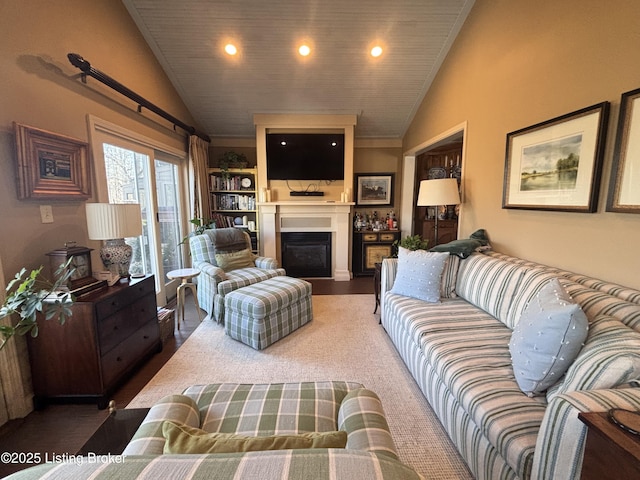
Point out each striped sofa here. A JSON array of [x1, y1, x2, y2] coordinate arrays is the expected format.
[[189, 228, 285, 322], [381, 251, 640, 480], [5, 382, 424, 480]]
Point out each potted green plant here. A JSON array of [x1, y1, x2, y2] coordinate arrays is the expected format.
[[0, 259, 75, 350], [392, 234, 429, 257], [218, 151, 248, 179]]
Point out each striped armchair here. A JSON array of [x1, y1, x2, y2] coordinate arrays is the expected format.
[[188, 228, 285, 323]]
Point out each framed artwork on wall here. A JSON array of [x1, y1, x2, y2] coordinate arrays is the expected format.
[[355, 173, 394, 206], [502, 102, 609, 213], [14, 122, 91, 200], [606, 87, 640, 213]]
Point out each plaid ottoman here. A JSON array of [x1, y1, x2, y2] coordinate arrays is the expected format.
[[224, 276, 312, 349]]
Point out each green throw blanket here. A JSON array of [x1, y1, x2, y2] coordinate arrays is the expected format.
[[429, 228, 490, 258]]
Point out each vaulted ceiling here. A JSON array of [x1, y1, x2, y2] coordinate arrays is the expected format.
[[122, 0, 475, 139]]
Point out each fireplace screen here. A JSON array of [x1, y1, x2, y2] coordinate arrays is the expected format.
[[281, 232, 331, 278]]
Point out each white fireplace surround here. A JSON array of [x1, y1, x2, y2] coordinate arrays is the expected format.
[[259, 201, 353, 281]]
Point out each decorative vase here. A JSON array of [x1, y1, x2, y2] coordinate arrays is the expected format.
[[100, 239, 133, 277]]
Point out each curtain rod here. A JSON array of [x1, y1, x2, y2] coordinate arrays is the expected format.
[[67, 53, 210, 143]]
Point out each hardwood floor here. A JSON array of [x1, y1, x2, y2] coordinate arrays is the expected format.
[[308, 275, 375, 295], [0, 277, 373, 477]]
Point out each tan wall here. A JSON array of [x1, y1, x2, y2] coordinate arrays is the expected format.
[[0, 0, 197, 281], [354, 144, 403, 219], [404, 0, 640, 289]]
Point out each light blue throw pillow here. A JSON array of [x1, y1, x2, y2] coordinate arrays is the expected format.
[[390, 247, 448, 303], [509, 278, 588, 397]]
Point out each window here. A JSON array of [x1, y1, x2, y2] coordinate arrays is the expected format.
[[90, 117, 188, 304]]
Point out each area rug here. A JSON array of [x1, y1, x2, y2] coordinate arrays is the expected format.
[[128, 294, 472, 479]]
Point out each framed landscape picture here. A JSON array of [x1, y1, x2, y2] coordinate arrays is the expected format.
[[355, 173, 394, 206], [502, 102, 609, 212]]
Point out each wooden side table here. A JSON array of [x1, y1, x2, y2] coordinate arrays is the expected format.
[[578, 411, 640, 479], [167, 268, 203, 329], [374, 262, 382, 315], [78, 408, 150, 455]]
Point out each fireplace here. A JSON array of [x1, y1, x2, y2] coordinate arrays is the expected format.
[[281, 232, 332, 278], [260, 202, 352, 281]]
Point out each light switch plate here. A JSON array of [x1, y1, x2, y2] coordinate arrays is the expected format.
[[40, 205, 54, 223]]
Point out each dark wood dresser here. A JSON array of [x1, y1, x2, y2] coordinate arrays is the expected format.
[[28, 275, 161, 409]]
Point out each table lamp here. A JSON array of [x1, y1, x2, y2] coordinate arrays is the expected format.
[[417, 178, 461, 246], [86, 203, 142, 278]]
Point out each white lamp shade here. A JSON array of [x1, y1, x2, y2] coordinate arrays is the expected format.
[[86, 203, 143, 240], [417, 178, 461, 206]]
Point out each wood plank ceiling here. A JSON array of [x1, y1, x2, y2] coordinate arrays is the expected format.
[[122, 0, 475, 139]]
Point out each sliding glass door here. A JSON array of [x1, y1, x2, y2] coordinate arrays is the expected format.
[[154, 158, 184, 276], [90, 118, 188, 305]]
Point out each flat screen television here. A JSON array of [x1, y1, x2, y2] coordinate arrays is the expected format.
[[266, 133, 344, 180]]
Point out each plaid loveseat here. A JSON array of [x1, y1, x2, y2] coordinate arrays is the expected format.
[[188, 228, 285, 322], [7, 382, 424, 480], [381, 251, 640, 480], [123, 382, 399, 458]]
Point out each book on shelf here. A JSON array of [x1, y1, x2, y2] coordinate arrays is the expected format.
[[210, 213, 236, 228], [211, 193, 256, 211], [210, 174, 254, 192]]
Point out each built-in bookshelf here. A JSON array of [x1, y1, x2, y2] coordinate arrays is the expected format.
[[209, 167, 259, 252]]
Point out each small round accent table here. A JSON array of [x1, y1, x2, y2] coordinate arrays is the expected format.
[[166, 268, 203, 329]]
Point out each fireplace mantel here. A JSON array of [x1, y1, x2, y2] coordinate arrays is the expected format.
[[259, 201, 354, 281]]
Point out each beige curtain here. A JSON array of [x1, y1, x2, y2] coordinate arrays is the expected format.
[[189, 135, 211, 222]]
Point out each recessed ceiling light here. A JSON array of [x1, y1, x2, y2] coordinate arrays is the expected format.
[[298, 44, 311, 57], [224, 44, 238, 55], [371, 46, 383, 57]]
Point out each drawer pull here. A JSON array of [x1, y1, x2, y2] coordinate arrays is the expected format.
[[116, 357, 122, 362], [143, 335, 149, 340]]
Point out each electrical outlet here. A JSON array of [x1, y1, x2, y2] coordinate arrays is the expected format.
[[40, 205, 54, 223]]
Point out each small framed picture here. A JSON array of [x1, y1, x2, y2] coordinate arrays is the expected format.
[[355, 173, 394, 206], [14, 122, 91, 200]]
